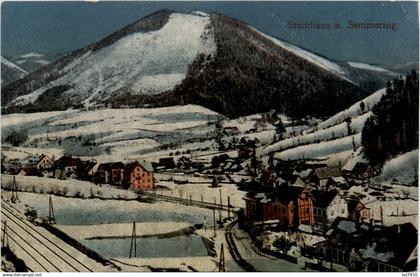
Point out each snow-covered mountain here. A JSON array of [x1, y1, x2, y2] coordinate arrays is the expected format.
[[1, 56, 28, 86], [2, 10, 390, 118], [12, 52, 54, 73]]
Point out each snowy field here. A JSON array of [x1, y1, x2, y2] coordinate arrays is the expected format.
[[2, 105, 224, 162], [1, 175, 137, 200], [3, 191, 220, 271], [157, 180, 246, 208]]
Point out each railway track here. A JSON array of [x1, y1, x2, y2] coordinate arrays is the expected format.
[[139, 191, 241, 211], [225, 221, 257, 272], [1, 201, 94, 272]]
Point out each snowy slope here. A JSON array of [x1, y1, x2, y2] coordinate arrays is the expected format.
[[348, 61, 393, 73], [2, 105, 223, 162], [376, 149, 419, 184], [1, 56, 28, 85], [249, 27, 350, 81], [264, 88, 386, 160], [273, 134, 361, 160], [316, 88, 386, 130], [11, 12, 216, 107]]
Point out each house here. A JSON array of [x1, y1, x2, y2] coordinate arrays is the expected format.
[[312, 190, 348, 230], [17, 166, 42, 177], [347, 199, 370, 222], [53, 156, 81, 179], [260, 166, 286, 191], [223, 126, 240, 136], [290, 176, 306, 187], [96, 163, 112, 184], [158, 157, 176, 169], [314, 218, 417, 272], [35, 154, 54, 170], [309, 166, 343, 190], [110, 162, 125, 186], [77, 160, 100, 181], [124, 161, 154, 190], [243, 185, 314, 229]]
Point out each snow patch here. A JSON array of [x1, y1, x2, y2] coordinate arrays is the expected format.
[[348, 61, 393, 73]]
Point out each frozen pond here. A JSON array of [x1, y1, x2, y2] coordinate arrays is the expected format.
[[83, 234, 208, 259]]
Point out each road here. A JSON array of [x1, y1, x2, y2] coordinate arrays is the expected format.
[[226, 221, 315, 272], [1, 200, 117, 272]]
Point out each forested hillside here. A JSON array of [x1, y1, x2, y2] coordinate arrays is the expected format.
[[362, 70, 419, 165]]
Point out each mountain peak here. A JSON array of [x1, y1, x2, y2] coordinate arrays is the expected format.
[[3, 10, 389, 119]]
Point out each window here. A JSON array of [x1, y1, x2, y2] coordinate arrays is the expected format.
[[282, 207, 286, 214]]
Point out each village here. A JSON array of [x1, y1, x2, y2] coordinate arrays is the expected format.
[[1, 132, 417, 272]]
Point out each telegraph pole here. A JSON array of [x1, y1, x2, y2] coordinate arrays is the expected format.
[[129, 222, 137, 258], [2, 221, 9, 248], [48, 196, 56, 224], [227, 196, 231, 219], [380, 206, 384, 227], [11, 176, 19, 203], [219, 243, 226, 272], [219, 189, 222, 223], [213, 209, 216, 237]]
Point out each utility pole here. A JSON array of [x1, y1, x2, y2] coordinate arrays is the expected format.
[[11, 176, 19, 203], [2, 221, 9, 248], [219, 243, 226, 272], [129, 222, 137, 258], [219, 189, 222, 223], [227, 196, 231, 219], [380, 205, 384, 227], [48, 196, 56, 224], [213, 209, 216, 237]]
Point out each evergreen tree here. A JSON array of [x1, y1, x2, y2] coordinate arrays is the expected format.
[[361, 70, 419, 165]]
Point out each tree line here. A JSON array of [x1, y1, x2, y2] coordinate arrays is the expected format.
[[362, 70, 419, 165]]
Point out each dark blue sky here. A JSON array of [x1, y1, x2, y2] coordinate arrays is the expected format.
[[1, 1, 418, 66]]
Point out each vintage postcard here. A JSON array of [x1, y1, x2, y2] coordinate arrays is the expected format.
[[1, 0, 418, 274]]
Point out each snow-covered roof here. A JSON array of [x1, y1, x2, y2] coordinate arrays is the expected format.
[[332, 176, 346, 184], [343, 147, 368, 171], [337, 220, 357, 234], [293, 168, 313, 179], [298, 224, 313, 233], [359, 242, 395, 263]]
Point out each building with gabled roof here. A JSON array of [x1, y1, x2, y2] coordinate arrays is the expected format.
[[347, 199, 370, 222], [312, 190, 348, 231], [314, 218, 417, 272], [35, 154, 54, 170], [124, 160, 154, 190], [243, 185, 314, 229]]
